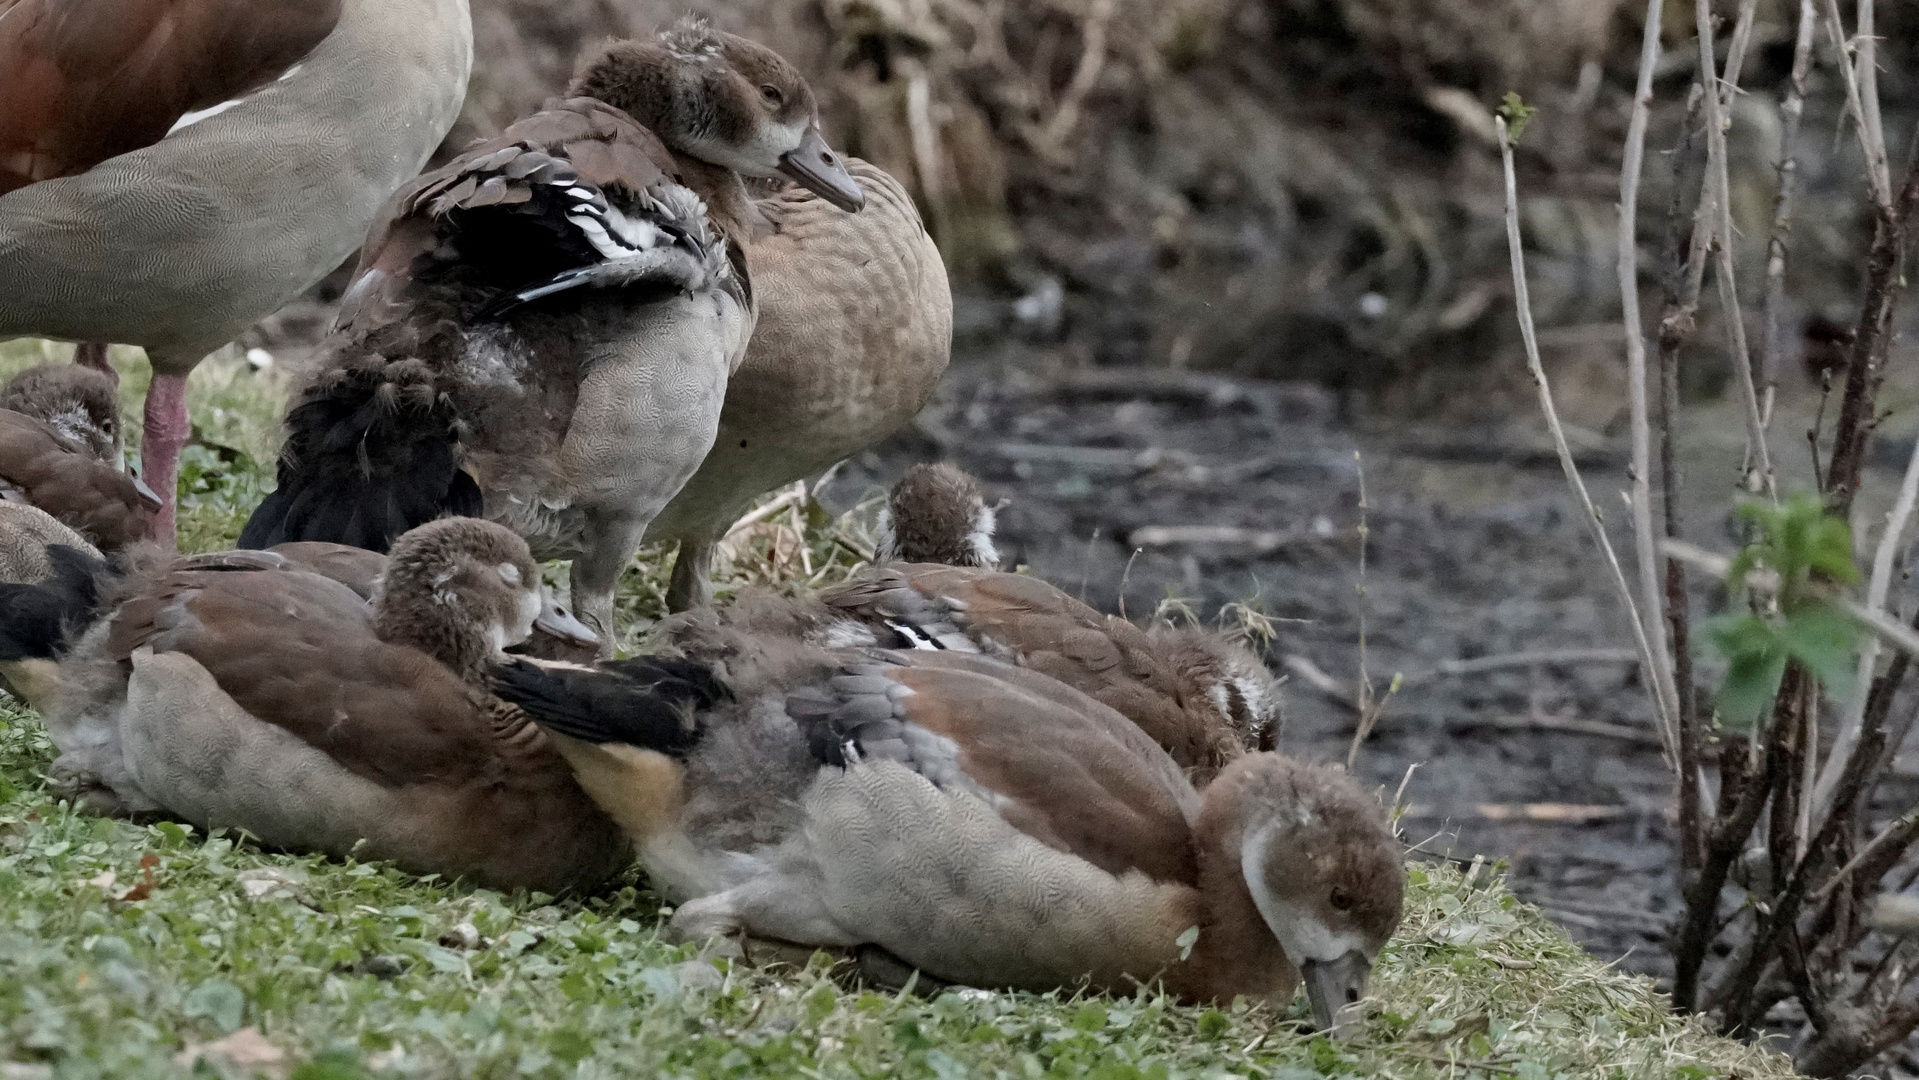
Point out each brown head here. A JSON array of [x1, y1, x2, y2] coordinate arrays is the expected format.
[[570, 19, 863, 211], [877, 463, 1000, 568], [1200, 754, 1403, 1030], [0, 364, 121, 461], [1148, 625, 1283, 755], [372, 518, 597, 682]]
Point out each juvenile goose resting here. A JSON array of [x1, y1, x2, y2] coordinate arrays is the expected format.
[[36, 518, 640, 894], [0, 365, 158, 551], [0, 0, 472, 544], [816, 464, 1279, 777], [239, 21, 864, 652], [492, 617, 1402, 1026]]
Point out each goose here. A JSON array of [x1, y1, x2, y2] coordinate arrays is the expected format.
[[491, 622, 1403, 1027], [0, 0, 473, 545], [816, 464, 1279, 777], [238, 21, 865, 654], [32, 518, 643, 894], [643, 159, 951, 612], [0, 364, 158, 551]]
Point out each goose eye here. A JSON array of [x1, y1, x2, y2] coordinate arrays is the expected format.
[[760, 84, 783, 105], [1329, 887, 1354, 912]]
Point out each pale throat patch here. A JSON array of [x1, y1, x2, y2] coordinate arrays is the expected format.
[[1239, 823, 1368, 965]]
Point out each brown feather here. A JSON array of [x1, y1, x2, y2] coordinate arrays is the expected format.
[[0, 0, 342, 192], [822, 565, 1247, 777], [0, 410, 155, 550]]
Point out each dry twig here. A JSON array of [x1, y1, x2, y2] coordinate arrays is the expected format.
[[1618, 0, 1684, 769], [1499, 113, 1674, 758], [1695, 0, 1775, 500]]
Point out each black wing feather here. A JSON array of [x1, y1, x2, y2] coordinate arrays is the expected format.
[[488, 656, 728, 758]]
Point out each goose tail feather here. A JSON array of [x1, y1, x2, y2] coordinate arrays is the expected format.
[[488, 656, 728, 758], [238, 356, 480, 553], [0, 544, 118, 662]]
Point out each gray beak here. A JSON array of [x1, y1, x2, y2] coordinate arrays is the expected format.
[[533, 594, 599, 650], [132, 472, 163, 512], [776, 125, 864, 212], [1300, 951, 1372, 1035]]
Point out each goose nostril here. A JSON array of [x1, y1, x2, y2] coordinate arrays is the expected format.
[[1345, 988, 1359, 1003]]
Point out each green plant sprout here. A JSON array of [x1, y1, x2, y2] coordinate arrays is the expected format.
[[1498, 92, 1536, 144], [1705, 494, 1861, 727]]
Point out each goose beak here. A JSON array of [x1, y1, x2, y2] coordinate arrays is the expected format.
[[132, 472, 163, 512], [777, 126, 864, 212], [534, 595, 599, 650], [1300, 951, 1372, 1036]]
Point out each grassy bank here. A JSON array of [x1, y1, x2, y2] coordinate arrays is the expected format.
[[0, 342, 1796, 1078]]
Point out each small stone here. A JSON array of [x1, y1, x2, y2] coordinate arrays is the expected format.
[[438, 922, 485, 950]]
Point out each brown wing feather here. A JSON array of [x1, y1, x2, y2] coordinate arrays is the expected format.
[[109, 567, 502, 786], [338, 97, 682, 336], [0, 410, 155, 549], [103, 561, 629, 892], [831, 565, 1235, 772], [0, 0, 341, 192], [884, 655, 1200, 886]]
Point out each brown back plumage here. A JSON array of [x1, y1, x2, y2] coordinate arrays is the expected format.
[[822, 564, 1250, 776], [0, 408, 156, 551], [84, 521, 627, 892], [0, 0, 343, 192]]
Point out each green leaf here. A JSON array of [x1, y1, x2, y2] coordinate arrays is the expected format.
[[1197, 1009, 1230, 1038], [1707, 615, 1789, 728], [182, 978, 247, 1034], [1497, 92, 1537, 142], [1778, 602, 1861, 694], [291, 1051, 372, 1080], [1174, 924, 1200, 961]]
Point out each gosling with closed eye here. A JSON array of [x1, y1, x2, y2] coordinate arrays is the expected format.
[[34, 518, 642, 894]]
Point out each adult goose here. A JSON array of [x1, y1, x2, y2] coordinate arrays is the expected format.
[[239, 21, 865, 652], [491, 626, 1402, 1026], [0, 0, 473, 544], [815, 464, 1279, 777], [0, 364, 158, 551], [37, 518, 641, 894], [644, 158, 951, 611]]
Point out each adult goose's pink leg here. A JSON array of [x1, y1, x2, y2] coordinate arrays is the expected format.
[[73, 343, 118, 385], [142, 371, 191, 548]]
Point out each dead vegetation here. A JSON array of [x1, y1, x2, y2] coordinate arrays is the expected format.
[[1505, 1, 1919, 1074], [438, 0, 1919, 413]]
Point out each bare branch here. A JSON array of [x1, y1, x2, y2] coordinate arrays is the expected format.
[[1696, 0, 1775, 499], [1817, 434, 1919, 815], [1620, 0, 1683, 764], [1758, 0, 1819, 422], [1502, 113, 1675, 759]]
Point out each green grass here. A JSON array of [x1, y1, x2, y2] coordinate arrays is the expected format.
[[0, 341, 1801, 1078]]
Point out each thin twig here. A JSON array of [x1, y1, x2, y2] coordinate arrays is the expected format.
[[1817, 432, 1919, 814], [1821, 0, 1893, 208], [1620, 0, 1685, 768], [1758, 0, 1819, 425], [1412, 647, 1639, 680], [1501, 114, 1674, 760], [1696, 0, 1776, 500]]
